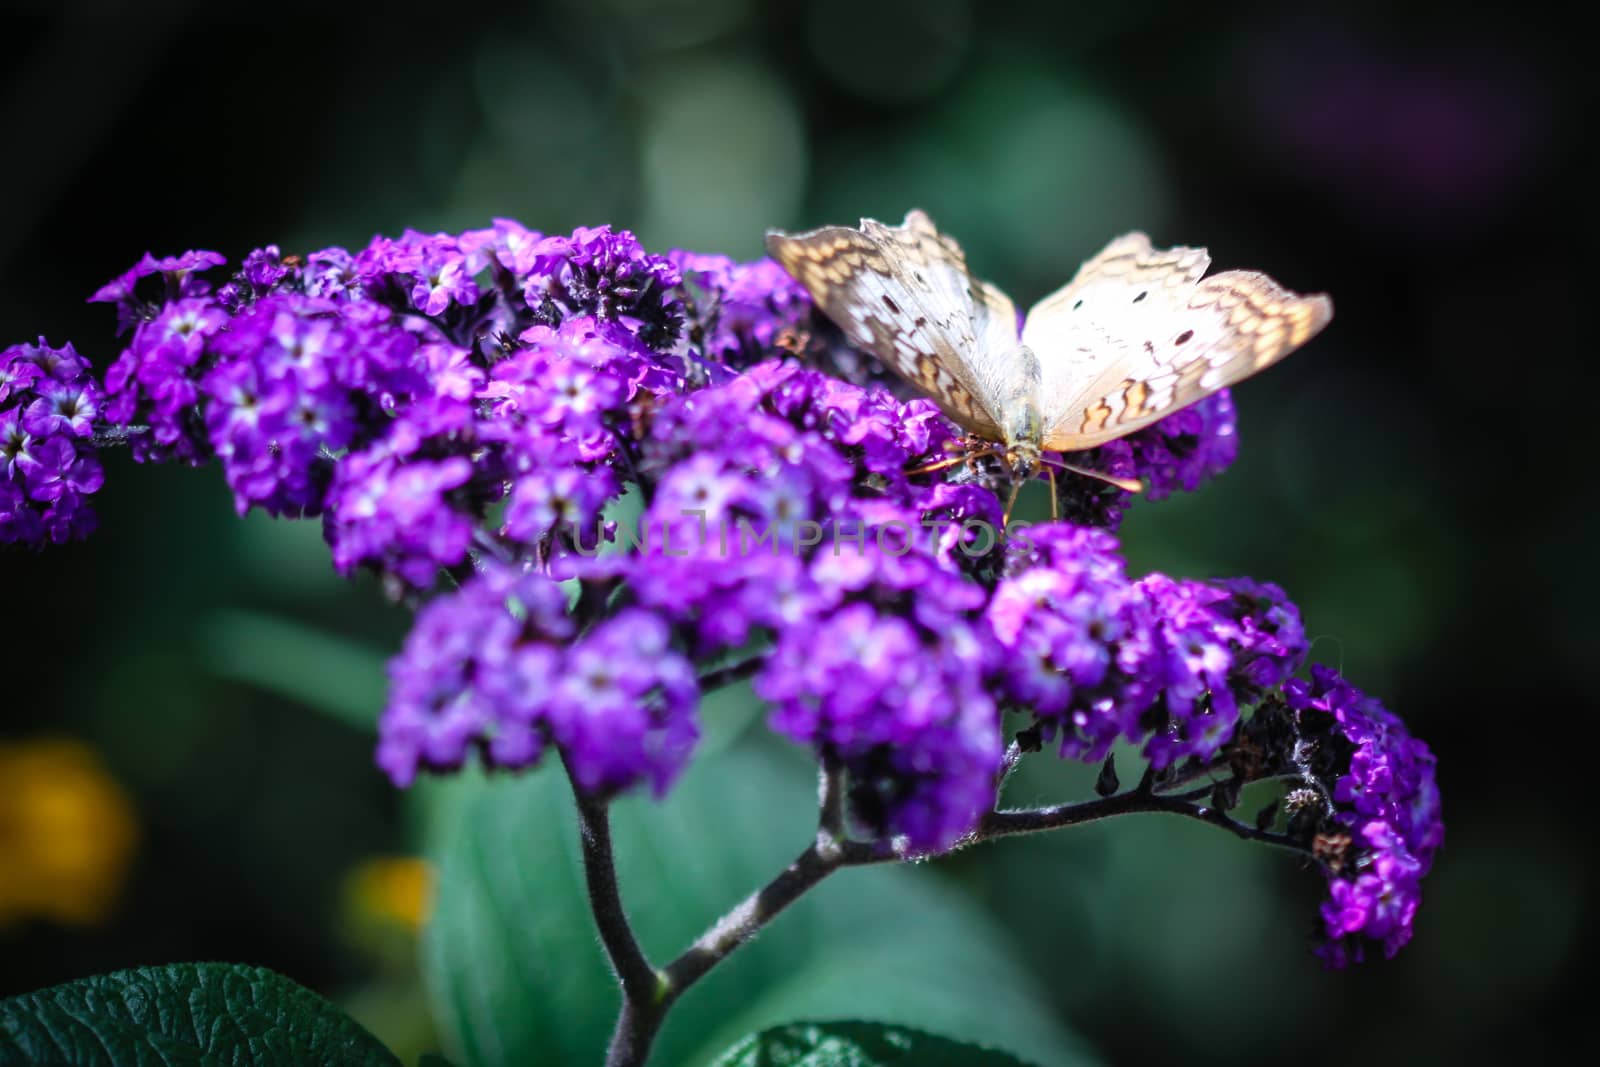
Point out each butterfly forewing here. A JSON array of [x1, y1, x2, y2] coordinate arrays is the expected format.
[[765, 210, 1022, 439]]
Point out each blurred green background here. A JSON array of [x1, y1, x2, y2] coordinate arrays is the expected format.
[[0, 2, 1587, 1064]]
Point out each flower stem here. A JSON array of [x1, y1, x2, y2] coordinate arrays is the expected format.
[[817, 755, 846, 844], [565, 760, 665, 1067], [660, 839, 840, 999], [581, 759, 1319, 1065], [695, 651, 769, 693]]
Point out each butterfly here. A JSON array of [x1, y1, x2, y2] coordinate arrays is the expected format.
[[765, 209, 1332, 513]]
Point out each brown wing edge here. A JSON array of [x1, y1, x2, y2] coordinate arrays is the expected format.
[[1043, 273, 1334, 452]]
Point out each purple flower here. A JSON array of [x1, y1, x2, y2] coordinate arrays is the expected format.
[[101, 297, 229, 464], [669, 252, 812, 368], [988, 526, 1161, 761], [379, 565, 699, 796], [202, 294, 426, 516], [551, 610, 701, 796], [242, 245, 290, 290], [1315, 820, 1424, 965], [481, 318, 660, 468], [503, 464, 619, 547], [1125, 390, 1239, 501], [757, 547, 1003, 850], [24, 380, 99, 439], [523, 226, 684, 351], [0, 349, 42, 405], [379, 564, 574, 785], [459, 218, 545, 277], [0, 407, 38, 482], [304, 247, 363, 301], [1043, 391, 1240, 529], [325, 440, 478, 590], [0, 339, 107, 546], [90, 250, 226, 333], [1279, 665, 1443, 965], [1211, 577, 1308, 692], [353, 231, 482, 317], [1136, 574, 1243, 768]]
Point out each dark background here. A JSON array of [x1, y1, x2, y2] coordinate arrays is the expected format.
[[1, 2, 1589, 1064]]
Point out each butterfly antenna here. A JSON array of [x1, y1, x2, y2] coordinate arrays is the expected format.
[[1040, 457, 1145, 494]]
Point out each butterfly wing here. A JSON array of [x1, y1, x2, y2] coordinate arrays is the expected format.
[[1021, 233, 1208, 435], [766, 210, 1022, 439], [1023, 235, 1331, 451]]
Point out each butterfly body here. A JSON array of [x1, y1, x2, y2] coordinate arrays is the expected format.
[[765, 210, 1331, 503], [974, 340, 1044, 484]]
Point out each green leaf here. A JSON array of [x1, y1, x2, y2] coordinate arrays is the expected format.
[[421, 738, 1097, 1067], [0, 963, 400, 1066], [199, 609, 390, 732], [709, 1020, 1040, 1067]]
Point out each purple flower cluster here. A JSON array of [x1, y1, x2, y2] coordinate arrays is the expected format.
[[986, 528, 1307, 769], [378, 562, 698, 796], [206, 295, 426, 515], [25, 216, 1438, 964], [586, 360, 971, 645], [1120, 390, 1239, 502], [0, 340, 105, 544], [670, 252, 812, 371], [757, 549, 1002, 849], [90, 250, 227, 333], [523, 225, 684, 350], [78, 221, 696, 582], [1281, 666, 1442, 965]]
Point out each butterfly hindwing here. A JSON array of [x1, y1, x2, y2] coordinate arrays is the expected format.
[[765, 210, 1022, 439]]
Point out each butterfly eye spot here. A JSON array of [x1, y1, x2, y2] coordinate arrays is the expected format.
[[1132, 291, 1148, 304], [882, 295, 901, 314], [1072, 299, 1084, 311], [1175, 329, 1194, 345]]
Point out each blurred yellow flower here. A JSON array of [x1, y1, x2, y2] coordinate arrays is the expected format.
[[0, 738, 139, 928], [343, 856, 435, 934]]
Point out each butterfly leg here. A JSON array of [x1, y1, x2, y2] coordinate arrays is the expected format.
[[1047, 464, 1059, 520], [905, 445, 1003, 477], [1003, 479, 1024, 526]]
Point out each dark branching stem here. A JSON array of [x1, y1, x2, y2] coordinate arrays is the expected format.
[[995, 739, 1025, 788], [695, 652, 768, 693], [565, 760, 667, 1067], [566, 766, 658, 1004], [651, 773, 1318, 1019], [578, 748, 1317, 1067], [817, 754, 846, 843], [1151, 755, 1230, 795]]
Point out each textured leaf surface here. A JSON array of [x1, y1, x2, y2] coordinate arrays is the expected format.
[[0, 963, 400, 1067], [709, 1020, 1038, 1067]]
